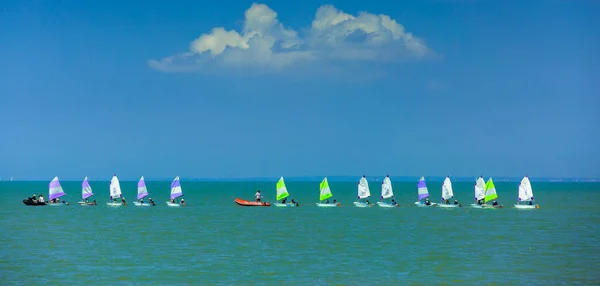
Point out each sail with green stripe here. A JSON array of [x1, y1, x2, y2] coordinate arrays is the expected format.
[[484, 177, 498, 203], [276, 176, 289, 201], [319, 177, 333, 201]]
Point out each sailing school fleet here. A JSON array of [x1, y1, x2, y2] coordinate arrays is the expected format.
[[22, 174, 540, 210]]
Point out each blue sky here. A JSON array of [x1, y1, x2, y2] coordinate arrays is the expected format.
[[1, 0, 598, 180]]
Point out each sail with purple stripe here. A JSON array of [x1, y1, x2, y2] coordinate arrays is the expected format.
[[137, 176, 148, 200], [82, 177, 93, 200], [417, 177, 429, 200], [170, 176, 183, 199], [49, 176, 66, 200]]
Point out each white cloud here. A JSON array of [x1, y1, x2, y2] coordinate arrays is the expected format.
[[149, 3, 433, 73]]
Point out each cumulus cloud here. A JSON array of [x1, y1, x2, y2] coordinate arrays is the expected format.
[[149, 3, 433, 73]]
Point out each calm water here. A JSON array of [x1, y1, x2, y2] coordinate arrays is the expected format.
[[1, 180, 600, 285]]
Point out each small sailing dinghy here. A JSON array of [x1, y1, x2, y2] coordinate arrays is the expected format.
[[482, 177, 502, 208], [166, 176, 185, 207], [514, 176, 540, 209], [414, 177, 436, 207], [107, 174, 124, 206], [438, 176, 461, 208], [78, 177, 96, 206], [470, 176, 486, 208], [274, 177, 298, 207], [377, 175, 399, 207], [48, 176, 68, 206], [316, 177, 340, 207], [134, 176, 153, 206], [353, 176, 373, 207]]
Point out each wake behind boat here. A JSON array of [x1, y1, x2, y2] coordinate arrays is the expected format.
[[353, 176, 373, 207], [376, 175, 399, 208], [514, 176, 540, 209], [316, 177, 340, 207], [273, 177, 299, 207]]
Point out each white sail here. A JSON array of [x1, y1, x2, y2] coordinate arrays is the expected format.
[[110, 175, 122, 199], [381, 176, 393, 199], [518, 176, 534, 202], [442, 176, 453, 200], [357, 176, 370, 199], [474, 177, 485, 201]]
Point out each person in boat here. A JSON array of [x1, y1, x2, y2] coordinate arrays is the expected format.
[[528, 201, 533, 205], [445, 199, 450, 205], [291, 198, 298, 206], [424, 198, 431, 206], [149, 198, 155, 206], [325, 199, 330, 204], [365, 200, 371, 205], [281, 198, 287, 204], [92, 200, 97, 205], [454, 199, 459, 205], [122, 197, 127, 206], [255, 190, 262, 202], [391, 199, 398, 205], [31, 194, 37, 203], [180, 199, 186, 207], [139, 198, 144, 204], [38, 194, 45, 203], [492, 200, 498, 206], [333, 199, 337, 204]]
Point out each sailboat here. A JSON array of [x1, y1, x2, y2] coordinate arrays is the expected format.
[[134, 176, 152, 206], [107, 174, 124, 206], [274, 176, 298, 207], [78, 177, 95, 206], [316, 177, 339, 207], [514, 176, 540, 209], [377, 175, 399, 207], [166, 176, 184, 207], [470, 176, 486, 208], [438, 176, 461, 208], [48, 176, 68, 206], [353, 175, 373, 207], [482, 177, 502, 208], [414, 176, 436, 207]]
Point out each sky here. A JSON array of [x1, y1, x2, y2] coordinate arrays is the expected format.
[[0, 0, 599, 181]]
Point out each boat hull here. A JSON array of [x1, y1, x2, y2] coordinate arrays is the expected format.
[[78, 201, 96, 206], [438, 204, 461, 208], [48, 202, 68, 206], [22, 199, 46, 206], [414, 202, 437, 207], [470, 203, 502, 209], [166, 202, 181, 207], [353, 202, 373, 207], [273, 203, 298, 207], [133, 202, 152, 207], [235, 198, 271, 206], [316, 203, 340, 207], [514, 204, 539, 209], [106, 202, 122, 207], [376, 202, 400, 208]]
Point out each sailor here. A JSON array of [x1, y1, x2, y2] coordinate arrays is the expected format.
[[454, 199, 459, 205], [149, 198, 155, 206], [492, 199, 498, 206], [281, 198, 287, 204], [325, 199, 330, 204], [425, 198, 431, 206], [180, 199, 186, 207], [38, 194, 45, 203], [391, 199, 398, 205], [255, 190, 262, 202]]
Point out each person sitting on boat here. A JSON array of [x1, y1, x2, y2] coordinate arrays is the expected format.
[[291, 198, 298, 206], [122, 197, 127, 206], [38, 194, 45, 203], [149, 198, 155, 206], [366, 200, 371, 205], [492, 200, 498, 206], [454, 200, 459, 205], [391, 199, 398, 205], [528, 201, 533, 205], [445, 199, 450, 205], [333, 199, 337, 204], [180, 199, 186, 206], [281, 198, 287, 204], [255, 190, 262, 202], [424, 198, 431, 206], [170, 198, 175, 203], [325, 199, 330, 204], [31, 194, 37, 203]]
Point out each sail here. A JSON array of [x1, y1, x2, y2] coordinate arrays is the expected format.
[[276, 176, 289, 200], [518, 176, 534, 201], [475, 177, 485, 200], [82, 177, 93, 200], [49, 176, 66, 200], [110, 175, 122, 199], [484, 177, 498, 203], [417, 177, 429, 200], [319, 177, 333, 201], [170, 176, 183, 199], [381, 175, 393, 199], [357, 176, 370, 199], [442, 176, 453, 200], [137, 176, 148, 200]]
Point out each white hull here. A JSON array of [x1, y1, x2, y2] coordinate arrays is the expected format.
[[48, 202, 66, 206], [514, 204, 539, 209], [376, 202, 399, 208], [78, 201, 94, 206], [133, 202, 152, 207], [316, 203, 339, 207], [106, 202, 122, 207], [166, 202, 181, 207], [353, 202, 372, 208], [274, 203, 298, 207], [437, 204, 460, 208], [414, 202, 437, 207], [470, 203, 501, 209]]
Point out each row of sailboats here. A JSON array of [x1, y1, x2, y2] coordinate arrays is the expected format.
[[26, 175, 186, 207]]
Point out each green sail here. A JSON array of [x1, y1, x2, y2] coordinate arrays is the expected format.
[[319, 177, 333, 201], [276, 177, 289, 201], [484, 177, 498, 203]]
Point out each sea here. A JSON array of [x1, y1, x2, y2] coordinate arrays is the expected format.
[[1, 180, 599, 285]]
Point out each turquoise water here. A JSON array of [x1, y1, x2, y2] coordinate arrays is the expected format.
[[1, 180, 600, 285]]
